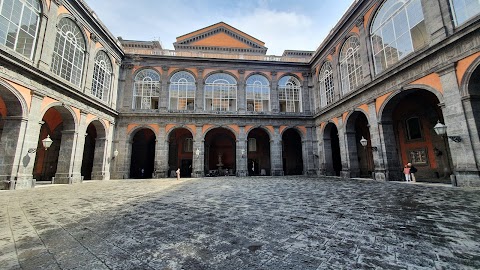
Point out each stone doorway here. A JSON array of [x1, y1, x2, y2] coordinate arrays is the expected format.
[[130, 128, 156, 179], [282, 128, 303, 175]]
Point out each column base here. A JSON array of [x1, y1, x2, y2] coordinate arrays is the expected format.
[[453, 171, 480, 187], [236, 170, 248, 177], [91, 172, 105, 181], [193, 171, 204, 178], [373, 170, 387, 181], [155, 171, 167, 178], [306, 169, 317, 176], [14, 176, 35, 189], [340, 170, 350, 179], [54, 173, 71, 184], [385, 169, 403, 181], [271, 170, 284, 176]]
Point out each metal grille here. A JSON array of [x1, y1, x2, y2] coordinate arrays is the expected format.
[[91, 51, 112, 102], [51, 18, 86, 86], [340, 36, 363, 95], [246, 74, 270, 112]]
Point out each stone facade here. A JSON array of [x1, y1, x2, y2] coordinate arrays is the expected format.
[[1, 0, 480, 189]]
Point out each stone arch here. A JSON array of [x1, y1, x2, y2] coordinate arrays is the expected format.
[[246, 127, 272, 176], [129, 127, 156, 179], [245, 125, 273, 140], [203, 70, 239, 84], [167, 69, 197, 82], [55, 14, 89, 48], [461, 55, 480, 96], [322, 122, 342, 176], [0, 80, 28, 118], [201, 125, 238, 141], [280, 126, 305, 141], [281, 128, 304, 175], [379, 88, 450, 181], [344, 110, 374, 178], [81, 119, 108, 180], [245, 72, 270, 82], [204, 127, 237, 176], [167, 127, 194, 178]]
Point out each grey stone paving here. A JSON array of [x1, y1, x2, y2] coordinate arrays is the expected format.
[[1, 177, 480, 270]]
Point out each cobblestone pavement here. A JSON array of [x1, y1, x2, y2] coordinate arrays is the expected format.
[[1, 177, 480, 270]]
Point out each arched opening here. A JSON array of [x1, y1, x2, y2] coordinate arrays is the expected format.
[[381, 89, 451, 182], [0, 86, 25, 186], [323, 123, 342, 176], [204, 128, 236, 176], [130, 128, 156, 179], [467, 64, 480, 142], [247, 128, 271, 176], [282, 128, 303, 175], [345, 112, 374, 178], [81, 120, 107, 180], [168, 128, 194, 178], [33, 106, 76, 184]]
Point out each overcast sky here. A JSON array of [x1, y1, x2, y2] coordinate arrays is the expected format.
[[83, 0, 355, 56]]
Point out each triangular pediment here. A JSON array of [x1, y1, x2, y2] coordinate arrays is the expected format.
[[174, 22, 268, 54]]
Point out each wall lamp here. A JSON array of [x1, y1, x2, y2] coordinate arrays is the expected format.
[[433, 121, 461, 143], [28, 135, 53, 153], [111, 149, 119, 160], [359, 136, 378, 151]]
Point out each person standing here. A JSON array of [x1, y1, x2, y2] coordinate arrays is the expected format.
[[176, 168, 180, 180], [408, 162, 417, 182], [403, 165, 411, 182]]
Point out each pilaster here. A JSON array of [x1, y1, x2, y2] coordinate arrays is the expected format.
[[270, 126, 284, 176], [195, 68, 205, 112]]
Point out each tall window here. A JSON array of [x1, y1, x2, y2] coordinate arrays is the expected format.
[[450, 0, 480, 26], [278, 76, 302, 113], [0, 0, 41, 59], [51, 18, 85, 86], [169, 71, 195, 110], [319, 62, 335, 107], [371, 0, 429, 74], [246, 74, 270, 112], [204, 73, 237, 111], [91, 51, 112, 102], [340, 36, 363, 94], [133, 69, 160, 110]]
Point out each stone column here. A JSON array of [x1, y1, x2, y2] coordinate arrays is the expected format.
[[236, 126, 247, 176], [196, 68, 205, 112], [120, 63, 134, 110], [0, 117, 27, 182], [345, 131, 360, 178], [83, 34, 98, 97], [337, 117, 350, 178], [103, 122, 115, 180], [155, 125, 168, 177], [91, 137, 107, 180], [54, 130, 77, 184], [15, 92, 44, 189], [438, 65, 480, 186], [302, 126, 316, 175], [378, 121, 403, 181], [159, 66, 169, 112], [37, 2, 59, 70], [437, 0, 456, 35], [421, 0, 448, 45], [302, 72, 311, 114], [270, 71, 279, 113], [330, 48, 342, 101], [356, 18, 373, 84], [112, 123, 129, 179], [367, 101, 387, 180], [237, 69, 246, 113], [270, 126, 284, 176], [69, 111, 87, 183], [192, 125, 204, 177]]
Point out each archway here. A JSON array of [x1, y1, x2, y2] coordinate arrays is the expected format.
[[323, 123, 342, 176], [0, 85, 25, 185], [130, 128, 156, 178], [282, 128, 303, 175], [33, 106, 76, 183], [247, 128, 271, 176], [467, 63, 480, 142], [380, 89, 450, 182], [345, 112, 374, 178], [204, 128, 236, 176], [168, 128, 194, 178], [81, 120, 107, 180]]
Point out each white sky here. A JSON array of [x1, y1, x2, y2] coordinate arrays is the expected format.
[[84, 0, 356, 56]]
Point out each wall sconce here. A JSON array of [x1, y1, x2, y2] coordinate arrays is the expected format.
[[433, 121, 462, 143], [112, 149, 119, 160], [28, 135, 53, 153], [195, 148, 200, 157], [359, 136, 378, 151], [241, 149, 245, 158]]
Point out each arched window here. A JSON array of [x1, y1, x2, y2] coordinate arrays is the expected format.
[[51, 18, 86, 86], [319, 62, 335, 107], [340, 36, 363, 94], [204, 73, 237, 111], [278, 76, 302, 113], [0, 0, 41, 59], [91, 51, 112, 102], [169, 71, 196, 110], [246, 74, 270, 112], [449, 0, 480, 26], [133, 69, 160, 109], [371, 0, 428, 74]]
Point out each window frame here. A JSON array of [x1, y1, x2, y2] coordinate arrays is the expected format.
[[246, 74, 271, 112], [319, 61, 335, 107], [91, 50, 112, 103], [339, 36, 363, 95], [204, 73, 237, 112], [133, 69, 161, 110], [278, 75, 302, 113], [169, 71, 196, 111]]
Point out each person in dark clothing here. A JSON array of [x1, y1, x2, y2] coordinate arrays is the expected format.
[[408, 162, 417, 182]]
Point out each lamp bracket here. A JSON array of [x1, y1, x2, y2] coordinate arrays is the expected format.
[[447, 136, 462, 143]]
